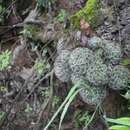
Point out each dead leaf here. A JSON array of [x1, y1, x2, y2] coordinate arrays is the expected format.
[[80, 19, 96, 36], [80, 19, 90, 30]]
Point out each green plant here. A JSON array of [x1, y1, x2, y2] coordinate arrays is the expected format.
[[20, 27, 33, 38], [40, 88, 49, 97], [0, 3, 5, 23], [122, 58, 130, 66], [124, 90, 130, 109], [105, 117, 130, 130], [73, 110, 91, 128], [20, 25, 40, 38], [0, 111, 5, 121], [57, 9, 66, 22], [25, 104, 33, 113], [0, 4, 3, 14], [34, 59, 49, 75], [0, 111, 6, 126], [0, 4, 5, 15], [43, 80, 86, 130], [52, 96, 60, 108], [0, 50, 11, 70], [125, 90, 130, 99], [70, 0, 101, 28], [0, 86, 7, 92]]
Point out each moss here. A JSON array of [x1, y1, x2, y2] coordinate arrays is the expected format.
[[70, 0, 101, 29]]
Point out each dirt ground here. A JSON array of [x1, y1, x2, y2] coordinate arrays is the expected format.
[[0, 0, 130, 130]]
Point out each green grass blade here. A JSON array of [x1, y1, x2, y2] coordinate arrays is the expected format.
[[59, 88, 83, 130], [105, 117, 130, 127], [43, 81, 81, 130], [109, 125, 130, 130]]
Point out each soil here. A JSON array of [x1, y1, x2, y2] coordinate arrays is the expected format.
[[0, 0, 130, 130]]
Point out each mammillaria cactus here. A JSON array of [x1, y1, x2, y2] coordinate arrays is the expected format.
[[109, 65, 130, 90], [103, 41, 122, 64], [86, 61, 108, 86], [69, 47, 94, 75], [71, 74, 85, 84], [54, 50, 71, 82], [79, 86, 107, 105], [87, 36, 104, 49]]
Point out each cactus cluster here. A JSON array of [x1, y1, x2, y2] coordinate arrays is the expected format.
[[79, 86, 107, 105], [54, 36, 130, 105], [69, 48, 94, 75]]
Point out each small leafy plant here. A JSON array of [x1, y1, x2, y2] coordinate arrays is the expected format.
[[40, 88, 49, 97], [25, 104, 33, 113], [105, 117, 130, 130], [0, 111, 6, 126], [0, 50, 11, 70], [73, 110, 91, 128], [40, 87, 60, 108], [34, 59, 47, 75], [52, 96, 60, 108], [20, 27, 33, 38], [57, 9, 66, 22]]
